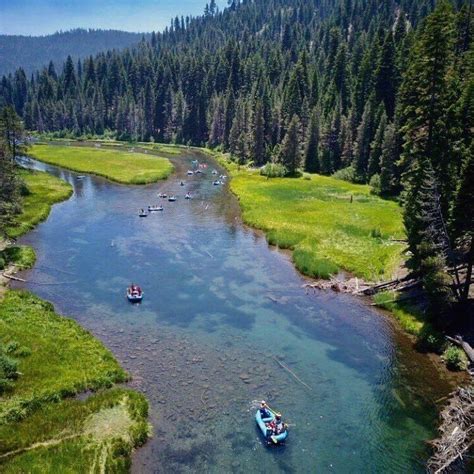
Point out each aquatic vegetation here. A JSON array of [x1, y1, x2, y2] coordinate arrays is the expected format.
[[211, 151, 405, 281], [29, 144, 174, 184], [7, 169, 72, 238]]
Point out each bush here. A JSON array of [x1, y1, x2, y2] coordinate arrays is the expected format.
[[417, 326, 444, 352], [260, 162, 288, 178], [369, 174, 381, 195], [442, 345, 468, 371], [332, 166, 356, 182], [19, 182, 31, 196], [370, 227, 383, 239], [0, 353, 19, 393]]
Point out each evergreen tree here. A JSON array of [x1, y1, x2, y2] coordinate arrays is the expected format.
[[249, 99, 266, 166], [277, 115, 301, 176], [374, 32, 397, 119], [0, 107, 24, 236], [451, 151, 474, 302], [304, 109, 320, 173], [368, 111, 387, 177], [399, 0, 457, 214], [379, 123, 399, 195], [63, 55, 77, 95], [353, 98, 375, 182]]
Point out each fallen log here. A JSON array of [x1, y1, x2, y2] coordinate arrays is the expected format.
[[273, 357, 312, 391], [2, 273, 26, 282], [360, 277, 420, 295], [446, 336, 474, 364]]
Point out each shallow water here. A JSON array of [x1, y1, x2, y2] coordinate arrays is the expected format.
[[16, 153, 452, 473]]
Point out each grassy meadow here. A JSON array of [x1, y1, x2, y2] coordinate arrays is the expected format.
[[214, 155, 405, 281], [7, 169, 73, 239], [29, 143, 174, 184], [0, 291, 149, 471], [0, 290, 127, 423]]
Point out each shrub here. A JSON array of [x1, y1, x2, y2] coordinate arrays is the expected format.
[[19, 182, 31, 196], [442, 345, 468, 371], [0, 353, 19, 393], [0, 256, 5, 270], [417, 327, 444, 352], [370, 228, 383, 239], [332, 166, 356, 182], [369, 174, 381, 195], [260, 162, 288, 178]]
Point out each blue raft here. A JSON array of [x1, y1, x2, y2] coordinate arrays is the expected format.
[[255, 410, 288, 445]]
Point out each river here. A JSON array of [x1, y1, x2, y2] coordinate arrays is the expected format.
[[14, 150, 453, 473]]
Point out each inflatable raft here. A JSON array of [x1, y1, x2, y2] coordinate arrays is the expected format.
[[127, 286, 143, 303], [255, 410, 288, 445]]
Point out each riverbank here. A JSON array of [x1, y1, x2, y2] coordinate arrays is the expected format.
[[0, 168, 150, 471], [209, 152, 405, 281], [29, 143, 174, 184], [207, 150, 472, 370]]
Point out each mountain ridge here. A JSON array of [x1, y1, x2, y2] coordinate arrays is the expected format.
[[0, 28, 148, 76]]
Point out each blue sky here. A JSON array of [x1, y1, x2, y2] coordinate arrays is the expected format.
[[0, 0, 226, 35]]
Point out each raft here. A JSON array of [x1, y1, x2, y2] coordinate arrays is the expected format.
[[127, 289, 143, 302], [255, 410, 288, 445]]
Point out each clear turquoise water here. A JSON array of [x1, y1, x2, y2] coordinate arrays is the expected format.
[[16, 154, 451, 473]]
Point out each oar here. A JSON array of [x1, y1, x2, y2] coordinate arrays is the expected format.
[[265, 405, 278, 416], [264, 405, 294, 427]]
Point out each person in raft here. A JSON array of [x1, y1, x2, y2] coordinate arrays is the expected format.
[[268, 413, 286, 443], [259, 401, 271, 419]]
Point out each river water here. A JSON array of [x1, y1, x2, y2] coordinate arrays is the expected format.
[[15, 151, 453, 473]]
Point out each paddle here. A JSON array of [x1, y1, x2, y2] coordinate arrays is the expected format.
[[263, 404, 294, 428], [264, 404, 278, 416]]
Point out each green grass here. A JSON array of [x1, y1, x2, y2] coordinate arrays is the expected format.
[[0, 387, 150, 472], [0, 246, 36, 271], [29, 143, 174, 184], [7, 169, 73, 239], [138, 143, 185, 155], [0, 290, 128, 424], [0, 291, 149, 471], [212, 152, 405, 281]]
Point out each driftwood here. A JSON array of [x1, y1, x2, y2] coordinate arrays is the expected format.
[[1, 273, 26, 282], [273, 357, 312, 391], [446, 336, 474, 364], [304, 277, 371, 295], [427, 386, 474, 473], [360, 276, 419, 296]]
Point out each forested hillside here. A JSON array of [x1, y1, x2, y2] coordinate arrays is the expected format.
[[0, 0, 472, 318], [0, 29, 146, 77]]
